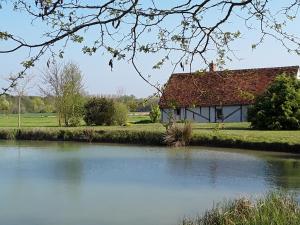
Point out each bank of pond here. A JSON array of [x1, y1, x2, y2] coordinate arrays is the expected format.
[[1, 141, 300, 225], [0, 127, 299, 152]]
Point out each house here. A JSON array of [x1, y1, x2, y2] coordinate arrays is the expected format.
[[159, 64, 300, 123]]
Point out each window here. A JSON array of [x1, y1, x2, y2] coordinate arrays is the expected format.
[[176, 108, 181, 116], [216, 108, 223, 120]]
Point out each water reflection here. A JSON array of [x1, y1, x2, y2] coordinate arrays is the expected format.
[[265, 159, 300, 190], [1, 142, 300, 225], [165, 148, 267, 191]]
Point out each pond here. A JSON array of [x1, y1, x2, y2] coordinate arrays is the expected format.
[[1, 141, 300, 225]]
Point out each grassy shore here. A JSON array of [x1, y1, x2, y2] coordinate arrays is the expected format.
[[0, 113, 300, 152], [180, 192, 300, 225]]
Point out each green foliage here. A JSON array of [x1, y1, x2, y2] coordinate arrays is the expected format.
[[149, 104, 161, 123], [0, 96, 10, 113], [67, 116, 82, 127], [84, 98, 128, 126], [113, 102, 128, 125], [60, 63, 85, 127], [180, 192, 300, 225], [0, 127, 164, 145], [0, 95, 55, 114], [42, 62, 85, 126], [21, 59, 34, 68], [84, 97, 115, 126], [248, 74, 300, 130], [126, 99, 138, 112], [32, 97, 45, 113], [0, 121, 300, 151], [112, 95, 159, 112]]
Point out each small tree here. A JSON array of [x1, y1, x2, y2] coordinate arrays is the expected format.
[[10, 74, 34, 127], [248, 74, 300, 130], [149, 105, 161, 123], [61, 63, 85, 126], [113, 102, 128, 125], [41, 62, 85, 127], [84, 97, 115, 126]]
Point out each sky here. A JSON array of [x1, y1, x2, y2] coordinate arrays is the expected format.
[[0, 1, 300, 97]]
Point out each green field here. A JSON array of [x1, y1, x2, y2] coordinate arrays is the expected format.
[[0, 113, 300, 147], [0, 113, 150, 127]]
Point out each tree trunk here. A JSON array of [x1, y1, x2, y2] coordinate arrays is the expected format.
[[18, 95, 21, 128], [58, 112, 61, 127]]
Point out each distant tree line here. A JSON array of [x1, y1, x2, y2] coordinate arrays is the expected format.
[[0, 95, 55, 114], [0, 94, 158, 115]]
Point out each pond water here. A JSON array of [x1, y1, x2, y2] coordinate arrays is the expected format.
[[1, 141, 300, 225]]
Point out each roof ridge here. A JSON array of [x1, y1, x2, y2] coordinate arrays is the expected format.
[[171, 65, 299, 76]]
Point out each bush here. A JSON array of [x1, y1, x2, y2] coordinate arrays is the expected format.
[[68, 116, 81, 127], [248, 74, 300, 130], [83, 97, 115, 125], [164, 121, 192, 147], [113, 102, 128, 125], [149, 104, 161, 123], [180, 192, 300, 225]]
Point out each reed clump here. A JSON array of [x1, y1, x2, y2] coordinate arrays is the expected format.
[[164, 122, 192, 147], [180, 192, 300, 225]]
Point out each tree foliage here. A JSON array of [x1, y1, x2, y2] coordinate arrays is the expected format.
[[41, 62, 85, 126], [61, 63, 85, 126], [149, 104, 161, 123], [84, 97, 129, 126], [113, 102, 128, 125], [0, 96, 10, 113], [1, 1, 300, 93], [84, 97, 115, 126], [248, 74, 300, 130], [32, 97, 45, 113]]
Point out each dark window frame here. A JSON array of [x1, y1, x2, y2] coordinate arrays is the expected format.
[[216, 108, 223, 120]]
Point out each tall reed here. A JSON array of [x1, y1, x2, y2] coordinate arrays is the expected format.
[[164, 122, 192, 147], [180, 192, 300, 225]]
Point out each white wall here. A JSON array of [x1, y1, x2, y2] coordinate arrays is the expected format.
[[221, 106, 241, 122], [161, 105, 249, 123], [186, 107, 210, 123], [241, 105, 249, 122]]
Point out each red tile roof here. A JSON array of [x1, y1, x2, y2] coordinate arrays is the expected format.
[[159, 66, 299, 108]]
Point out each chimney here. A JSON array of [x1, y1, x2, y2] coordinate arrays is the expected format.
[[209, 61, 217, 72]]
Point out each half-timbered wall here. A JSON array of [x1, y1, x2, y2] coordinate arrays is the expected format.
[[161, 105, 249, 123]]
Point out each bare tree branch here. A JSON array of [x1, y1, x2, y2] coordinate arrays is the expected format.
[[0, 0, 300, 95]]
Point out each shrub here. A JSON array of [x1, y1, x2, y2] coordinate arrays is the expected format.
[[248, 74, 300, 130], [180, 192, 300, 225], [164, 121, 192, 147], [0, 129, 16, 140], [83, 97, 115, 125], [113, 102, 128, 125], [68, 116, 82, 127], [149, 104, 161, 123]]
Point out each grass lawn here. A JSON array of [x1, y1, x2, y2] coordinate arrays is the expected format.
[[0, 113, 300, 147], [0, 113, 58, 127], [0, 112, 150, 127]]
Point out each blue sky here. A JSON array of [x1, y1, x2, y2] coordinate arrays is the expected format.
[[0, 1, 300, 97]]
